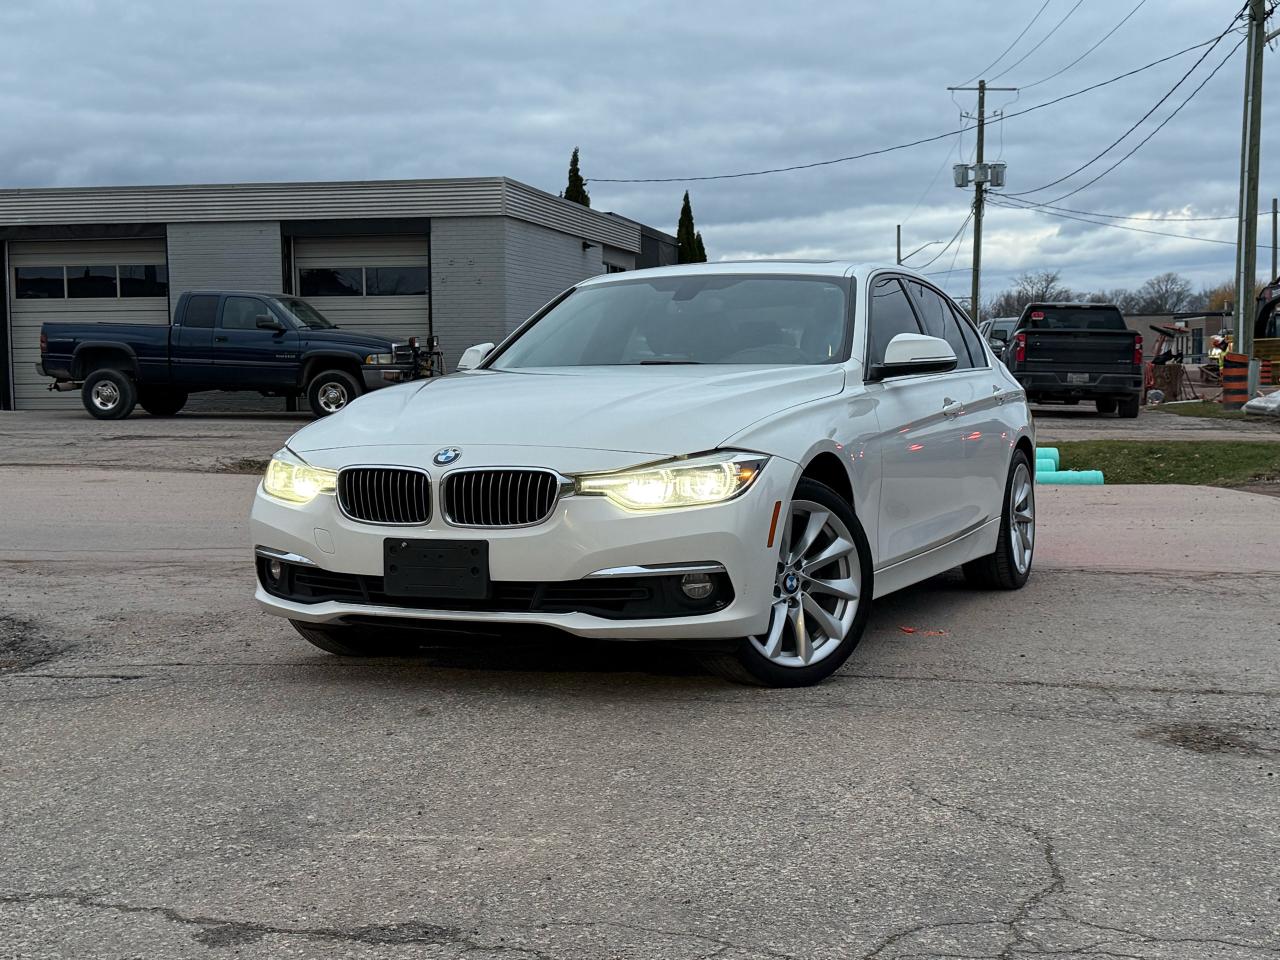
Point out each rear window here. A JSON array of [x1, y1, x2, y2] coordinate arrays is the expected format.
[[1022, 306, 1126, 331]]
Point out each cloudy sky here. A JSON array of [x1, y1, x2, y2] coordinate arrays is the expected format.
[[0, 0, 1273, 301]]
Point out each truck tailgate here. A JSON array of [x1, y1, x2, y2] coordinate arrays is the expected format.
[[1021, 329, 1135, 371]]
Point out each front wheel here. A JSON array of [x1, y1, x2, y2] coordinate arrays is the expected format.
[[289, 620, 417, 657], [963, 450, 1034, 590], [699, 478, 873, 687], [306, 369, 360, 417]]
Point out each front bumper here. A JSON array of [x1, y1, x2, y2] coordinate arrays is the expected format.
[[249, 460, 791, 641], [361, 363, 416, 391]]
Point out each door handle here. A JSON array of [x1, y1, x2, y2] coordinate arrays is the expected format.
[[992, 384, 1004, 404], [942, 397, 964, 418], [213, 336, 228, 343]]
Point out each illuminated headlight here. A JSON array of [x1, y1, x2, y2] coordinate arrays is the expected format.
[[576, 451, 768, 510], [364, 352, 396, 365], [262, 449, 337, 504]]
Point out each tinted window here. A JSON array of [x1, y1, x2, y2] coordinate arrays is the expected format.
[[491, 275, 849, 368], [119, 264, 168, 297], [1022, 305, 1126, 330], [280, 298, 334, 329], [300, 267, 363, 297], [221, 296, 270, 330], [910, 282, 973, 369], [366, 266, 428, 296], [954, 307, 988, 366], [14, 267, 64, 299], [66, 265, 118, 299], [867, 277, 922, 367], [183, 295, 219, 328]]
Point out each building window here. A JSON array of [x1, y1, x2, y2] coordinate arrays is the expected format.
[[67, 265, 119, 299], [299, 267, 363, 297], [119, 264, 168, 298], [366, 266, 428, 296], [605, 264, 627, 274], [14, 267, 65, 299]]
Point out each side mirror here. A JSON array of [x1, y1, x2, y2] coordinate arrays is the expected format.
[[868, 333, 957, 381], [256, 315, 284, 331], [457, 342, 495, 372]]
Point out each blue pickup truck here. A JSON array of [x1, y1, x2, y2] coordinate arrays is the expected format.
[[38, 290, 426, 419]]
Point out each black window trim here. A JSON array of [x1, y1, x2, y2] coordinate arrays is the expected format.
[[863, 271, 930, 381], [904, 277, 987, 371]]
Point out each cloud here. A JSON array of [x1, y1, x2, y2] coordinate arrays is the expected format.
[[0, 0, 1270, 297]]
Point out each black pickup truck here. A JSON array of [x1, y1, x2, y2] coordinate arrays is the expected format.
[[1003, 302, 1143, 417], [38, 290, 425, 419]]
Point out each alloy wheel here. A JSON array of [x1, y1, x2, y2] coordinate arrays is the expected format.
[[748, 499, 860, 668], [91, 381, 120, 411], [1010, 462, 1035, 574], [318, 382, 349, 413]]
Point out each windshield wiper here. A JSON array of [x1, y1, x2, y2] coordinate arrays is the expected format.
[[638, 359, 703, 365]]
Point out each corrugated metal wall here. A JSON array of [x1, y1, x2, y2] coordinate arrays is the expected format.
[[8, 238, 167, 409], [166, 222, 282, 313], [293, 235, 430, 344], [428, 218, 507, 370], [504, 219, 605, 332]]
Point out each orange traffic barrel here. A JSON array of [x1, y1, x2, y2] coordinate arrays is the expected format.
[[1221, 353, 1249, 409], [1261, 358, 1274, 386]]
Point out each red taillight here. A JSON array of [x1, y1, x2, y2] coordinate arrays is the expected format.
[[39, 332, 47, 354], [1133, 334, 1143, 366], [1014, 332, 1027, 363]]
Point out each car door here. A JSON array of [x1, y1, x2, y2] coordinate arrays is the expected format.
[[906, 281, 1005, 529], [170, 293, 218, 386], [863, 274, 968, 567], [214, 295, 299, 387], [951, 300, 1011, 523]]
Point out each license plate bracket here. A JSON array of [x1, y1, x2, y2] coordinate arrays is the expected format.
[[383, 538, 489, 599], [1066, 372, 1090, 385]]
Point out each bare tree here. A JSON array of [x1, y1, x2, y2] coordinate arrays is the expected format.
[[1128, 272, 1194, 314], [983, 270, 1074, 318]]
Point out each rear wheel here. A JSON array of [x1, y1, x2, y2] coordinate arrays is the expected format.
[[1117, 395, 1141, 418], [289, 620, 417, 657], [307, 369, 360, 417], [699, 478, 872, 687], [1095, 398, 1117, 414], [963, 450, 1034, 590], [138, 387, 188, 416], [81, 369, 137, 420]]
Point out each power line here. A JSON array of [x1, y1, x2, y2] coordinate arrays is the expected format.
[[1009, 19, 1241, 197], [989, 0, 1088, 82], [1019, 33, 1246, 205], [988, 195, 1276, 248], [955, 0, 1053, 87], [1020, 0, 1147, 90], [910, 205, 975, 269], [590, 35, 1222, 184], [996, 194, 1254, 222]]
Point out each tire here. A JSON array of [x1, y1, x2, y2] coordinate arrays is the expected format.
[[289, 620, 417, 657], [698, 478, 873, 687], [963, 449, 1035, 590], [1117, 395, 1140, 419], [81, 369, 137, 420], [1095, 398, 1117, 415], [306, 369, 361, 417], [138, 387, 188, 417]]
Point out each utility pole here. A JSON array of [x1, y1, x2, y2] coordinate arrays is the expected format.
[[896, 224, 902, 265], [948, 80, 1015, 322], [1233, 0, 1267, 359], [1272, 197, 1277, 282]]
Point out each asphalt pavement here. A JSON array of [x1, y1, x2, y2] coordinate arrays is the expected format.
[[1, 413, 1278, 959]]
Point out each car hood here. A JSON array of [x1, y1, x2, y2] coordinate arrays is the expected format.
[[289, 365, 846, 458], [299, 329, 397, 350]]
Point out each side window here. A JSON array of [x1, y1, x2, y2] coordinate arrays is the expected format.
[[183, 295, 219, 328], [951, 303, 989, 367], [221, 296, 268, 331], [867, 276, 923, 368], [909, 281, 973, 370]]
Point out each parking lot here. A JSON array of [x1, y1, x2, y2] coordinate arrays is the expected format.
[[2, 411, 1278, 959]]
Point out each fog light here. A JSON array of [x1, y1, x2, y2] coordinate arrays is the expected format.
[[267, 559, 283, 583], [680, 572, 714, 600]]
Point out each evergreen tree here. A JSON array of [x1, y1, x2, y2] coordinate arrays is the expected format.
[[562, 147, 590, 207], [693, 231, 707, 263], [677, 191, 699, 263]]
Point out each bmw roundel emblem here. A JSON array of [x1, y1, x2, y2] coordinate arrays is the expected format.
[[433, 447, 462, 466]]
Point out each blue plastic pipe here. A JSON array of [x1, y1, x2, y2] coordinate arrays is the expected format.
[[1036, 458, 1057, 474], [1037, 469, 1104, 485], [1036, 447, 1060, 469]]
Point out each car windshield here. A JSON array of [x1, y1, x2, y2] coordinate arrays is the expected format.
[[489, 274, 850, 369], [1022, 306, 1126, 331], [280, 298, 336, 329]]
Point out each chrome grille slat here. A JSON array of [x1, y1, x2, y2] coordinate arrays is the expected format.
[[443, 469, 560, 527], [338, 467, 431, 525]]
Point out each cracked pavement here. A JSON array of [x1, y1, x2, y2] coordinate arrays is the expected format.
[[1, 414, 1278, 958]]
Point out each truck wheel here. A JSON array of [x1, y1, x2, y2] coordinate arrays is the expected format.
[[1117, 395, 1141, 419], [307, 369, 360, 417], [81, 369, 137, 420], [138, 387, 188, 417], [289, 620, 416, 657], [1095, 398, 1117, 415]]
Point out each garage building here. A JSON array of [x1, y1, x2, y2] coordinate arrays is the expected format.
[[0, 177, 676, 410]]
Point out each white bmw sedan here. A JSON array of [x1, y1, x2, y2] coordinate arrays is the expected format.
[[251, 262, 1035, 686]]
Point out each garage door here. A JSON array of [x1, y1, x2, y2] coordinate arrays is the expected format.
[[8, 239, 168, 409], [293, 235, 430, 346]]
